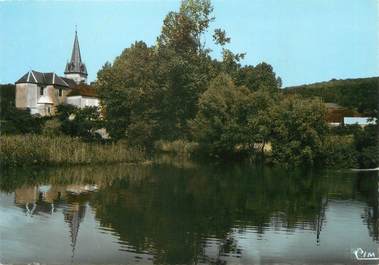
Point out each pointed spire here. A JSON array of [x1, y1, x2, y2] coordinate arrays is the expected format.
[[65, 28, 87, 78], [64, 202, 86, 264], [70, 30, 82, 64]]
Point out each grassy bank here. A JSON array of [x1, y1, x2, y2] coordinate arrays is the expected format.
[[0, 135, 146, 167], [154, 140, 199, 157]]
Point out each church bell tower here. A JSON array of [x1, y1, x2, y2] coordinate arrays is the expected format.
[[64, 29, 88, 84]]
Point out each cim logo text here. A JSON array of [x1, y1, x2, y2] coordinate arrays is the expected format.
[[353, 248, 379, 261]]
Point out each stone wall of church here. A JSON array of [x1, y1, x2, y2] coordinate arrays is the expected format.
[[45, 85, 72, 115], [16, 83, 39, 114], [16, 83, 72, 116]]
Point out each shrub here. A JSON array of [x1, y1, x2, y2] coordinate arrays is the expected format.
[[42, 119, 63, 137], [321, 135, 357, 168], [353, 124, 378, 168], [154, 140, 198, 156], [270, 96, 328, 166]]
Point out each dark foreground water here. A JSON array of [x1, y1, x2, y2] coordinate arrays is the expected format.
[[0, 157, 378, 265]]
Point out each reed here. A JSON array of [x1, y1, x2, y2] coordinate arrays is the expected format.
[[0, 135, 146, 167], [154, 139, 198, 157]]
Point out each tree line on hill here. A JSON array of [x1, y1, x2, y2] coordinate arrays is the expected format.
[[1, 0, 377, 168], [284, 77, 379, 116]]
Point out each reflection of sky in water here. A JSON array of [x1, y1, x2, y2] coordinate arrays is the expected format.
[[0, 164, 378, 265], [213, 201, 377, 264], [1, 191, 377, 264], [0, 192, 153, 264]]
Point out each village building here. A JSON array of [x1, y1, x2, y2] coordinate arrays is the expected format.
[[66, 83, 100, 108], [325, 102, 377, 127], [343, 117, 377, 127], [324, 102, 377, 127], [15, 30, 98, 116]]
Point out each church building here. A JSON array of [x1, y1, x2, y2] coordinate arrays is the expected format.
[[15, 30, 99, 116]]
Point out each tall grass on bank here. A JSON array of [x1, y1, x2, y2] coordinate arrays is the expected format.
[[154, 140, 199, 157], [0, 135, 146, 167]]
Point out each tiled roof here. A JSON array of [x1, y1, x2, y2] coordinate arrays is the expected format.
[[61, 77, 77, 88], [67, 83, 97, 97], [15, 70, 75, 88]]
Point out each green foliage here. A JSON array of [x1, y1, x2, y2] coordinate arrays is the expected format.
[[158, 0, 214, 53], [92, 0, 376, 168], [42, 118, 63, 137], [285, 77, 379, 116], [269, 96, 328, 166], [191, 74, 238, 157], [96, 1, 220, 146], [321, 135, 357, 168], [353, 124, 378, 168], [329, 124, 378, 168], [213, 28, 230, 46], [95, 0, 281, 153], [154, 139, 199, 157], [192, 74, 275, 159], [0, 135, 146, 168], [56, 104, 102, 141], [96, 41, 161, 144], [235, 63, 280, 93]]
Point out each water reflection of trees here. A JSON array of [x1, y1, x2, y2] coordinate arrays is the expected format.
[[355, 172, 378, 242], [1, 161, 378, 264], [87, 164, 378, 264]]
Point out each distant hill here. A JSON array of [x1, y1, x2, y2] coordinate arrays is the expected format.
[[283, 77, 379, 116]]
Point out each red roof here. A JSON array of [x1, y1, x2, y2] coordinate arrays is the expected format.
[[67, 83, 97, 97]]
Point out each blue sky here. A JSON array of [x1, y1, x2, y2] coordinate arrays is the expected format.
[[0, 0, 378, 87]]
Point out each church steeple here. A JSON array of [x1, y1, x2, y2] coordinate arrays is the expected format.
[[65, 28, 88, 84]]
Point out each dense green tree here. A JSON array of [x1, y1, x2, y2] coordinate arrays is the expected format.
[[269, 96, 328, 166], [190, 74, 283, 160], [285, 77, 379, 116], [56, 105, 102, 141], [320, 135, 357, 168], [96, 1, 219, 146], [92, 0, 367, 169], [97, 41, 160, 143], [245, 90, 277, 154], [158, 0, 214, 53], [353, 124, 378, 168], [236, 63, 280, 93]]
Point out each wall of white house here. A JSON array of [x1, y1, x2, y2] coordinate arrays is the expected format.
[[66, 96, 99, 108], [82, 97, 99, 108], [16, 83, 71, 116], [16, 83, 39, 114], [66, 96, 81, 107]]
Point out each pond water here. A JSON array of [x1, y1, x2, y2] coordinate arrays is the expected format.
[[0, 157, 378, 264]]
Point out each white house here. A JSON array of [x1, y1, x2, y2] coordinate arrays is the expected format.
[[66, 84, 99, 108], [343, 117, 377, 127], [15, 30, 99, 116]]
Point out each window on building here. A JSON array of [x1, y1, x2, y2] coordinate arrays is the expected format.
[[58, 88, 62, 97], [47, 106, 51, 115], [40, 87, 44, 96]]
